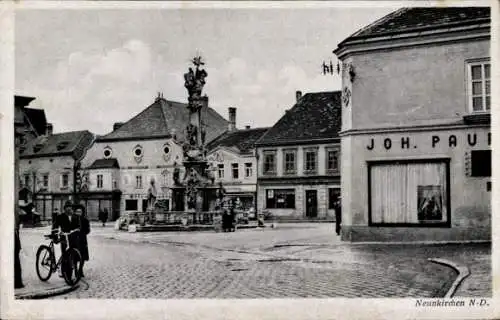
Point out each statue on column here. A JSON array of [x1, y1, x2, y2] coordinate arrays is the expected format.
[[184, 56, 208, 103]]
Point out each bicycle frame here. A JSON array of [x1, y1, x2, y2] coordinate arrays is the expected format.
[[45, 229, 80, 272]]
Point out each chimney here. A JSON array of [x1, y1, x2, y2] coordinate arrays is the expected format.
[[113, 122, 124, 131], [296, 90, 302, 102], [228, 107, 236, 131], [245, 125, 251, 130], [45, 123, 53, 135]]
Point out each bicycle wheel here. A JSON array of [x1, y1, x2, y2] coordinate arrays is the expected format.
[[35, 245, 54, 281], [61, 248, 83, 286]]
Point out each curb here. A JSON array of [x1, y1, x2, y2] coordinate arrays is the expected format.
[[15, 284, 80, 300], [428, 258, 470, 298]]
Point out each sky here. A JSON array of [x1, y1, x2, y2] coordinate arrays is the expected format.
[[15, 6, 396, 135]]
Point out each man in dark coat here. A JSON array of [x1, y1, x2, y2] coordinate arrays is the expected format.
[[53, 201, 80, 256], [335, 198, 342, 236], [74, 205, 90, 277]]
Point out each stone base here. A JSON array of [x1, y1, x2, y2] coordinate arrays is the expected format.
[[341, 225, 491, 242]]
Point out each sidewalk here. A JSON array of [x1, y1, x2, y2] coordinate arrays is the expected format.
[[15, 230, 79, 299]]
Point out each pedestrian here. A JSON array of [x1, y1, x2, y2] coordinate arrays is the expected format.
[[14, 207, 24, 289], [99, 209, 108, 227], [74, 205, 90, 277], [334, 198, 342, 236]]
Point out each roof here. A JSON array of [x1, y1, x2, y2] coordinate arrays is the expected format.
[[20, 130, 95, 159], [256, 91, 341, 147], [206, 127, 269, 154], [97, 97, 229, 143], [24, 107, 48, 136], [88, 158, 120, 169], [339, 7, 490, 45]]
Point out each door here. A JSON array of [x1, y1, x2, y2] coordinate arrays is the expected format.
[[305, 190, 318, 218]]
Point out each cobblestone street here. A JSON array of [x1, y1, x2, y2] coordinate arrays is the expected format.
[[18, 223, 490, 299]]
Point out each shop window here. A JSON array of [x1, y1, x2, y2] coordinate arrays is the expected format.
[[263, 151, 276, 175], [369, 161, 449, 226], [326, 148, 340, 174], [97, 174, 103, 189], [471, 150, 491, 177], [283, 149, 296, 175], [232, 163, 239, 179], [125, 199, 138, 211], [468, 60, 490, 113], [218, 164, 224, 179], [328, 188, 341, 209], [266, 189, 295, 209], [245, 163, 253, 178], [304, 148, 318, 174]]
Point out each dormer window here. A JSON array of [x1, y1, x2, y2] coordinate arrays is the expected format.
[[468, 59, 490, 113], [56, 141, 69, 151]]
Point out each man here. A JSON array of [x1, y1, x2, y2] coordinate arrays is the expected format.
[[53, 201, 80, 275], [335, 198, 342, 236]]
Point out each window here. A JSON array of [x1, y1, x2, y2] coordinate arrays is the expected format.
[[245, 163, 253, 178], [135, 175, 143, 189], [471, 150, 491, 177], [43, 174, 49, 188], [263, 151, 276, 175], [24, 174, 29, 187], [328, 188, 341, 209], [232, 163, 239, 179], [218, 164, 224, 178], [103, 147, 112, 159], [304, 149, 317, 174], [97, 174, 103, 189], [113, 180, 118, 189], [61, 174, 69, 188], [266, 189, 295, 209], [125, 199, 138, 211], [283, 149, 296, 175], [326, 149, 340, 173], [468, 61, 490, 113], [370, 161, 449, 225]]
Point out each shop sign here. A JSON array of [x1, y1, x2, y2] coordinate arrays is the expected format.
[[366, 132, 491, 151]]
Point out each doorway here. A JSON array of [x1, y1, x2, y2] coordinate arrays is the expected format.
[[305, 190, 318, 218]]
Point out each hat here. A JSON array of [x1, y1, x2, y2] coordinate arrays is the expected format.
[[63, 201, 73, 209]]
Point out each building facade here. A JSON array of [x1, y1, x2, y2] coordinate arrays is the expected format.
[[255, 91, 342, 221], [80, 95, 230, 220], [334, 7, 491, 241], [19, 129, 95, 221], [206, 122, 269, 211]]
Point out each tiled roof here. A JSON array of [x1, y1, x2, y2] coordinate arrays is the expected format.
[[24, 107, 47, 136], [343, 7, 490, 42], [98, 98, 229, 143], [206, 127, 269, 154], [20, 130, 95, 159], [88, 158, 120, 169], [256, 91, 341, 146]]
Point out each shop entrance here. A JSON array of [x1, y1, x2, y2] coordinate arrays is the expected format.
[[305, 190, 318, 218]]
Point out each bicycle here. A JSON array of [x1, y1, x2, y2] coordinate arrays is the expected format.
[[35, 229, 83, 286]]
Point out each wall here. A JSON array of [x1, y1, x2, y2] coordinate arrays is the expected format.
[[19, 155, 75, 194], [342, 127, 491, 241], [208, 147, 257, 191], [345, 39, 489, 131]]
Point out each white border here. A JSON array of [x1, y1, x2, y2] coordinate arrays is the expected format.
[[1, 1, 499, 319]]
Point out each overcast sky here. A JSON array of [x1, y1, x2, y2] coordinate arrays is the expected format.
[[15, 6, 396, 135]]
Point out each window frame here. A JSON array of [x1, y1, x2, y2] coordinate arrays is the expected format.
[[303, 147, 318, 175], [232, 163, 239, 179], [467, 59, 491, 114], [265, 189, 296, 209], [217, 164, 224, 179], [244, 162, 253, 178], [97, 174, 104, 189], [43, 174, 49, 188], [326, 147, 340, 174], [367, 158, 451, 228], [263, 150, 277, 176], [283, 148, 297, 175], [61, 173, 69, 188], [135, 175, 143, 189]]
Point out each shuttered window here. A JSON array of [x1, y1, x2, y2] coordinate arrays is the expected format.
[[370, 161, 448, 225]]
